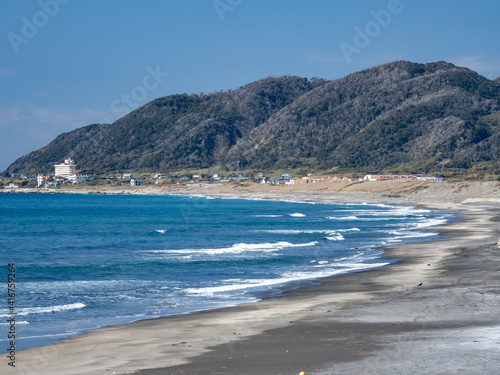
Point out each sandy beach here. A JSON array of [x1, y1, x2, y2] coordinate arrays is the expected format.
[[6, 180, 500, 375]]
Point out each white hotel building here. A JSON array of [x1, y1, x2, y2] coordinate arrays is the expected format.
[[54, 158, 76, 178], [53, 158, 90, 185]]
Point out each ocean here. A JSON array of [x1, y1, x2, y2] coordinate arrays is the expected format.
[[0, 193, 451, 351]]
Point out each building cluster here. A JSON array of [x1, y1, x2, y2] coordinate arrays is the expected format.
[[3, 159, 91, 189], [279, 175, 356, 185], [37, 159, 90, 187], [2, 160, 444, 190], [120, 174, 145, 186], [151, 172, 443, 185], [363, 174, 443, 181]]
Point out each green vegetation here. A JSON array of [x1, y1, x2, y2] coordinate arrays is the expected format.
[[5, 61, 500, 177], [0, 179, 27, 188]]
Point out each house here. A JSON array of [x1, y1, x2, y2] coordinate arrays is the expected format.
[[6, 182, 19, 188], [192, 174, 202, 181], [68, 175, 90, 184], [37, 175, 49, 187], [130, 178, 143, 186], [155, 179, 165, 185], [123, 174, 133, 180], [229, 176, 249, 183], [364, 175, 387, 181], [415, 176, 444, 181], [258, 173, 266, 179], [281, 173, 293, 181], [269, 177, 282, 185], [212, 174, 221, 181], [363, 174, 416, 181]]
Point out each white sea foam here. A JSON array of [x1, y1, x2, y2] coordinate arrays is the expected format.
[[275, 198, 317, 204], [378, 214, 447, 242], [155, 229, 167, 234], [337, 227, 361, 232], [213, 195, 245, 201], [326, 233, 345, 241], [117, 294, 139, 300], [338, 207, 431, 218], [0, 303, 86, 318], [0, 321, 30, 325], [260, 228, 359, 235], [381, 229, 437, 240], [327, 215, 397, 221], [22, 279, 135, 292], [289, 213, 306, 217], [327, 215, 359, 220], [252, 214, 284, 218], [258, 228, 360, 241], [332, 252, 364, 262], [111, 313, 147, 320], [334, 261, 384, 269], [185, 279, 266, 296], [145, 241, 318, 256], [185, 261, 390, 297], [346, 204, 432, 215], [413, 216, 448, 228]]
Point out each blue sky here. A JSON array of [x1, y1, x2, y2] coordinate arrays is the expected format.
[[1, 0, 500, 171]]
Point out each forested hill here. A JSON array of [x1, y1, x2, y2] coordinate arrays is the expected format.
[[6, 61, 500, 175]]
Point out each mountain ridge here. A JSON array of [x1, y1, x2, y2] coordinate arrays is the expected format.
[[5, 61, 500, 175]]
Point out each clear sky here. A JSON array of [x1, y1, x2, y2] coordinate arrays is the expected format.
[[1, 0, 500, 171]]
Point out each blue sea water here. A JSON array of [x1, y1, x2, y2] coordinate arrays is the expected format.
[[0, 193, 451, 351]]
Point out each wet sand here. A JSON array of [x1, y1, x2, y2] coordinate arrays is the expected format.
[[7, 184, 500, 375]]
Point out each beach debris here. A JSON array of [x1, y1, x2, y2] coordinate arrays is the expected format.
[[299, 372, 306, 375], [286, 350, 289, 353], [418, 283, 423, 286]]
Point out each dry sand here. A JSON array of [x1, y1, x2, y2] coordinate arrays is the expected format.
[[5, 181, 500, 375]]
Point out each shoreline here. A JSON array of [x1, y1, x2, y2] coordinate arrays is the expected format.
[[3, 179, 500, 215], [7, 186, 500, 374], [130, 203, 500, 375]]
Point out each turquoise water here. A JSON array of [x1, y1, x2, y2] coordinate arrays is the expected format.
[[0, 193, 450, 351]]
